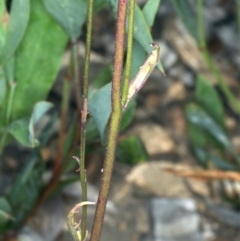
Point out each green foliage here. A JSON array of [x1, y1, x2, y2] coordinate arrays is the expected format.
[[93, 0, 107, 13], [116, 135, 148, 165], [6, 154, 44, 228], [170, 0, 198, 41], [186, 76, 240, 170], [88, 82, 135, 143], [0, 68, 6, 105], [91, 65, 112, 89], [173, 0, 240, 115], [186, 104, 231, 150], [0, 0, 30, 64], [142, 0, 161, 27], [108, 0, 164, 74], [0, 0, 164, 236], [196, 75, 225, 128], [43, 0, 87, 41], [88, 82, 112, 142], [0, 197, 12, 232], [7, 101, 52, 148], [12, 0, 67, 120], [0, 0, 67, 150]]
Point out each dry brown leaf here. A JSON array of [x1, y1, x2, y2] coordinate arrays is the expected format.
[[164, 167, 240, 182]]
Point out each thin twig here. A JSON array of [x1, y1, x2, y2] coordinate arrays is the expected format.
[[121, 0, 135, 107], [79, 0, 94, 239], [89, 1, 128, 241]]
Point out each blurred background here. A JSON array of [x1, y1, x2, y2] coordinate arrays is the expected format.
[[1, 0, 240, 240]]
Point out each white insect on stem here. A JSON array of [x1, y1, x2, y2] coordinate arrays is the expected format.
[[73, 156, 80, 172], [123, 43, 160, 110]]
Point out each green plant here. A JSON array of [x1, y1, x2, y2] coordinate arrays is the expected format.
[[0, 0, 163, 240], [171, 0, 240, 114], [172, 0, 240, 208], [186, 75, 240, 170], [185, 75, 240, 208]]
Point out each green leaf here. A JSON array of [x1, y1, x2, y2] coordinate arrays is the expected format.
[[10, 0, 68, 120], [7, 154, 44, 228], [187, 120, 207, 148], [0, 197, 12, 232], [0, 67, 6, 106], [30, 101, 53, 124], [92, 64, 112, 89], [209, 153, 238, 171], [29, 101, 53, 141], [170, 0, 198, 41], [3, 55, 14, 83], [186, 104, 231, 150], [134, 4, 164, 73], [94, 0, 107, 13], [0, 1, 7, 54], [116, 135, 148, 165], [86, 117, 100, 142], [43, 0, 87, 41], [142, 0, 161, 27], [196, 75, 225, 128], [88, 82, 111, 142], [192, 146, 208, 167], [89, 64, 112, 99], [38, 112, 59, 146], [134, 4, 164, 74], [108, 0, 164, 74], [120, 98, 135, 131], [7, 117, 37, 147], [0, 0, 30, 63], [88, 42, 155, 144], [7, 101, 53, 147], [130, 40, 148, 79]]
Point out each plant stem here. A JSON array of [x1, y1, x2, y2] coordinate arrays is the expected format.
[[197, 0, 240, 114], [83, 0, 94, 98], [89, 1, 128, 241], [0, 80, 16, 153], [5, 81, 15, 126], [79, 96, 88, 239], [121, 0, 135, 107], [79, 0, 94, 239]]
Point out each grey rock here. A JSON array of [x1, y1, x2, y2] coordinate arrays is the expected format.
[[157, 41, 178, 70], [181, 71, 195, 87], [26, 195, 65, 241], [189, 0, 226, 38], [17, 226, 44, 241], [201, 222, 215, 241], [215, 24, 240, 51], [233, 53, 240, 67], [206, 203, 240, 228], [149, 198, 203, 241], [126, 162, 210, 198]]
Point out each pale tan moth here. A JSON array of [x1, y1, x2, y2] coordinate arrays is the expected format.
[[123, 43, 160, 109]]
